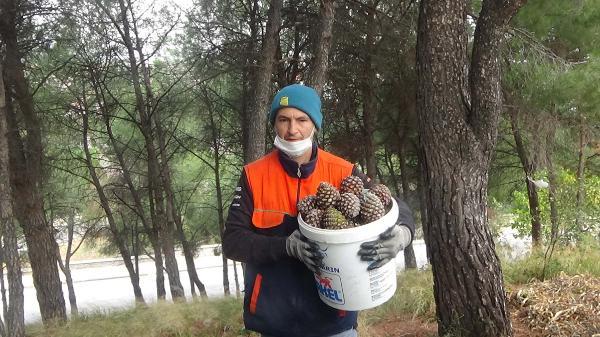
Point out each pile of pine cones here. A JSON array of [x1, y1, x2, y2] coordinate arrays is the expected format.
[[298, 176, 392, 230]]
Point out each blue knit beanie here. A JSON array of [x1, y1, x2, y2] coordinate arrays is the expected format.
[[269, 84, 322, 130]]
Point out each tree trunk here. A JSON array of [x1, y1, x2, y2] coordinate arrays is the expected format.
[[129, 5, 184, 301], [383, 147, 400, 196], [306, 0, 335, 96], [575, 117, 587, 232], [0, 0, 67, 322], [398, 145, 417, 269], [89, 68, 166, 300], [416, 0, 524, 335], [205, 93, 230, 295], [241, 0, 260, 164], [81, 111, 145, 304], [233, 260, 241, 297], [416, 142, 429, 261], [284, 0, 302, 85], [150, 240, 166, 300], [0, 249, 6, 336], [106, 112, 166, 299], [154, 102, 197, 299], [361, 1, 378, 178], [171, 207, 207, 297], [55, 213, 78, 317], [92, 0, 167, 297], [0, 62, 25, 337], [546, 130, 559, 241], [509, 111, 542, 245], [107, 0, 182, 300], [246, 0, 282, 163]]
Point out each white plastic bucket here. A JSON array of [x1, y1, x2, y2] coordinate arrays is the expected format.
[[298, 198, 399, 311]]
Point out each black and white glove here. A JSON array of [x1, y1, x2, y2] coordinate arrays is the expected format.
[[286, 230, 324, 273], [357, 224, 412, 270]]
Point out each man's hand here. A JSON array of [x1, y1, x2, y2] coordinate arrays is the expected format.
[[357, 224, 412, 270], [286, 230, 324, 273]]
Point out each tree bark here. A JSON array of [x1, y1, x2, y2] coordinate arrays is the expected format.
[[416, 0, 525, 335], [306, 0, 335, 96], [245, 0, 282, 163], [509, 110, 542, 246], [0, 62, 25, 337], [0, 0, 67, 323]]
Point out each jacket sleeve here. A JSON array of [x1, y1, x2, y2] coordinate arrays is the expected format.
[[222, 169, 288, 265], [351, 166, 416, 239]]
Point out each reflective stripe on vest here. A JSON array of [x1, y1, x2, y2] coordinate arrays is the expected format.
[[245, 149, 354, 229]]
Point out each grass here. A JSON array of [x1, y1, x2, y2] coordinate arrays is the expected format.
[[27, 241, 599, 337], [26, 271, 437, 337], [27, 298, 256, 337], [364, 269, 436, 322], [502, 237, 600, 284]]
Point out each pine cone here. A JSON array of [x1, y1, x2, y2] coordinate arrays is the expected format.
[[316, 182, 340, 209], [359, 191, 385, 224], [322, 207, 351, 230], [370, 184, 392, 207], [336, 193, 360, 219], [304, 208, 324, 228], [297, 195, 317, 216], [346, 219, 359, 228], [340, 176, 364, 196]]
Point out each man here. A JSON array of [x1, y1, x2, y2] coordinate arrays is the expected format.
[[222, 84, 414, 337]]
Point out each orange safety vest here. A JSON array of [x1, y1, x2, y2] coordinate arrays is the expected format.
[[244, 149, 354, 229]]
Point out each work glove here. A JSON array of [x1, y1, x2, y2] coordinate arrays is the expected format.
[[286, 230, 324, 274], [357, 224, 412, 271]]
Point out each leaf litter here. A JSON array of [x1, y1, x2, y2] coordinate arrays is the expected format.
[[509, 273, 599, 337]]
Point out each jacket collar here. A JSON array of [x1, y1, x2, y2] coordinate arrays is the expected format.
[[277, 142, 318, 179]]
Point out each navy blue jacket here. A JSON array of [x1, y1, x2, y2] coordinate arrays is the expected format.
[[222, 145, 415, 337]]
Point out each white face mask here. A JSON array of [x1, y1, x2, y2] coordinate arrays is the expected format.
[[274, 128, 315, 158]]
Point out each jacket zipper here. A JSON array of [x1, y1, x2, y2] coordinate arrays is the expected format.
[[296, 164, 301, 207]]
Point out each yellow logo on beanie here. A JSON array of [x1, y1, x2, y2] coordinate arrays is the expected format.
[[280, 96, 289, 106]]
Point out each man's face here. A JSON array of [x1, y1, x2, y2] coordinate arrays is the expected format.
[[274, 107, 315, 141]]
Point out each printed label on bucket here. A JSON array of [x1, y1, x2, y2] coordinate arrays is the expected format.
[[368, 261, 395, 301], [314, 273, 345, 305]]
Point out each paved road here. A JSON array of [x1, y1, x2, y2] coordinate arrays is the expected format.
[[20, 241, 429, 324]]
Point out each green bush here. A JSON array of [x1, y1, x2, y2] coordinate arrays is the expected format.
[[510, 169, 600, 242]]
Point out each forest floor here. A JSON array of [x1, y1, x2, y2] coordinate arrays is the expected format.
[[368, 273, 599, 337], [27, 245, 600, 337], [366, 311, 540, 337]]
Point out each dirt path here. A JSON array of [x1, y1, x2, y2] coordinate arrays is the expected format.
[[367, 312, 542, 337]]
